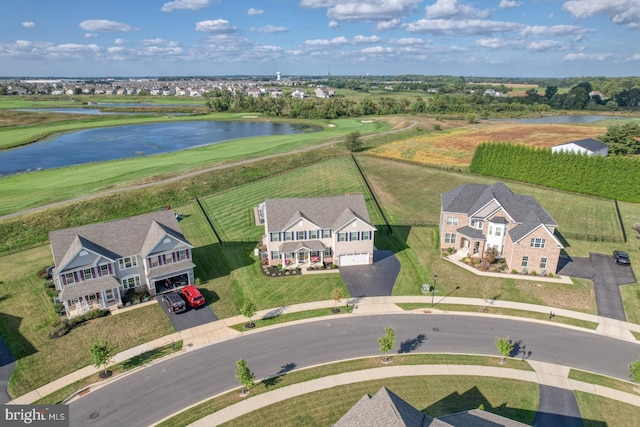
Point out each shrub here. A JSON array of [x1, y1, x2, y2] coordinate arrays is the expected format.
[[511, 269, 518, 274], [547, 273, 555, 277], [433, 124, 442, 131], [530, 271, 537, 276]]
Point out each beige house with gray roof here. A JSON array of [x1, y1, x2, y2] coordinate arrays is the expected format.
[[49, 211, 195, 318], [263, 195, 376, 268]]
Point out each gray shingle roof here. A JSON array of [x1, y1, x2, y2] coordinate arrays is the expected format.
[[59, 275, 120, 300], [555, 138, 608, 152], [438, 409, 530, 427], [147, 260, 196, 279], [49, 211, 191, 268], [442, 182, 557, 245], [456, 226, 485, 240], [279, 240, 326, 252], [264, 195, 374, 233], [334, 387, 441, 427]]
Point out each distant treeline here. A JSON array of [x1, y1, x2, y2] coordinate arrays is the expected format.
[[469, 142, 640, 203], [205, 92, 550, 119]]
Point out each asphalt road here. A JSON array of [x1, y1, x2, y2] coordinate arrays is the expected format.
[[69, 314, 640, 427]]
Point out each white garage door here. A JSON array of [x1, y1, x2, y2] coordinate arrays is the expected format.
[[339, 253, 370, 266]]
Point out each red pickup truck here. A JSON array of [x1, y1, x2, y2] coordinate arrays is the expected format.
[[181, 285, 205, 308]]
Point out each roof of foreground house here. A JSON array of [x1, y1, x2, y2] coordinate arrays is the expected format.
[[441, 182, 558, 244], [334, 387, 530, 427], [264, 194, 374, 233], [49, 211, 191, 268]]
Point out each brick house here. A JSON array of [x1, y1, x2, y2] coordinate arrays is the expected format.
[[440, 182, 563, 275]]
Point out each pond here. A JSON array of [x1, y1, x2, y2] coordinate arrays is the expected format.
[[12, 108, 159, 115], [0, 120, 320, 177]]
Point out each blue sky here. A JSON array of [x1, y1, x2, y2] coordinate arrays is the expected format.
[[1, 0, 639, 78]]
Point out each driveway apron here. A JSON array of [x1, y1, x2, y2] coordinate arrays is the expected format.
[[557, 252, 636, 321], [533, 385, 583, 427], [339, 250, 400, 297], [155, 296, 218, 332]]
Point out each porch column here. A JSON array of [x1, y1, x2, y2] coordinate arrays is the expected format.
[[115, 287, 122, 306], [63, 300, 70, 319]]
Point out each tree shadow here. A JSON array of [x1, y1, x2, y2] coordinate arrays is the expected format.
[[263, 362, 297, 389], [192, 241, 257, 281], [398, 333, 427, 354], [374, 225, 411, 254]]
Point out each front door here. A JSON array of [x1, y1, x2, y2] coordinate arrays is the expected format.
[[298, 252, 306, 262], [105, 289, 116, 303]]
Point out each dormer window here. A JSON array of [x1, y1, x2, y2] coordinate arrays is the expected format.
[[470, 219, 483, 230]]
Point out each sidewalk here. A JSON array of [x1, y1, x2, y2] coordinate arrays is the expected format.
[[7, 296, 640, 405], [182, 361, 640, 427]]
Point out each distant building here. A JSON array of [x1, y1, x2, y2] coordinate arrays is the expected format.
[[551, 138, 609, 156]]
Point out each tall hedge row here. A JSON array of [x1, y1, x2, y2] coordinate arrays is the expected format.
[[469, 142, 640, 203]]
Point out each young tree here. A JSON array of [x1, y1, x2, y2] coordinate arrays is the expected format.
[[235, 359, 255, 396], [484, 247, 499, 264], [332, 287, 343, 313], [378, 327, 396, 363], [495, 336, 515, 364], [241, 298, 257, 328], [345, 131, 363, 152], [90, 338, 116, 377], [629, 358, 640, 392]]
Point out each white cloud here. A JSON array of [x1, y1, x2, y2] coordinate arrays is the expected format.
[[426, 0, 492, 20], [376, 19, 400, 30], [407, 19, 522, 35], [195, 19, 237, 33], [143, 38, 180, 47], [563, 0, 640, 28], [79, 20, 139, 32], [389, 37, 425, 45], [114, 38, 127, 45], [250, 25, 288, 33], [15, 40, 33, 48], [475, 37, 522, 49], [563, 52, 613, 61], [248, 8, 263, 15], [499, 0, 518, 8], [329, 20, 339, 28], [300, 0, 421, 21], [520, 24, 592, 37], [527, 40, 565, 52], [107, 47, 125, 53], [21, 22, 35, 28], [84, 33, 97, 38], [361, 46, 394, 54], [161, 0, 213, 12], [353, 35, 382, 43], [631, 53, 640, 60], [305, 36, 348, 46]]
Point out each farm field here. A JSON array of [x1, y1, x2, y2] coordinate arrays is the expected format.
[[369, 121, 609, 167]]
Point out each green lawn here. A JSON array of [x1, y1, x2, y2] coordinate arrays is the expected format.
[[574, 391, 640, 427], [222, 377, 539, 426], [200, 157, 385, 242], [175, 201, 349, 318], [0, 117, 387, 215], [0, 244, 175, 398], [158, 354, 536, 427]]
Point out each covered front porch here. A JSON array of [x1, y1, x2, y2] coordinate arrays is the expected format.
[[147, 261, 195, 295], [456, 226, 486, 259], [279, 241, 328, 269], [59, 276, 122, 319]]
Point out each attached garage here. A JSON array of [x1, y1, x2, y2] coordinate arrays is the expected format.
[[339, 253, 370, 266]]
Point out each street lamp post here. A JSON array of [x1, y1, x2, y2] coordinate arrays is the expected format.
[[431, 275, 437, 307]]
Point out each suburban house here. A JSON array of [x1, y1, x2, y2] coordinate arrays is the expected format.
[[314, 86, 335, 98], [440, 182, 563, 275], [334, 387, 528, 427], [49, 211, 195, 318], [551, 138, 609, 156], [262, 194, 376, 267]]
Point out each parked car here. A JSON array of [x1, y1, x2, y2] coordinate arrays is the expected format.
[[162, 292, 186, 313], [181, 285, 205, 308], [614, 250, 631, 266]]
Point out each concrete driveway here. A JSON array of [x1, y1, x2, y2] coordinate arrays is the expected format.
[[340, 250, 401, 297], [557, 252, 636, 321], [0, 337, 15, 404], [155, 295, 218, 332]]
